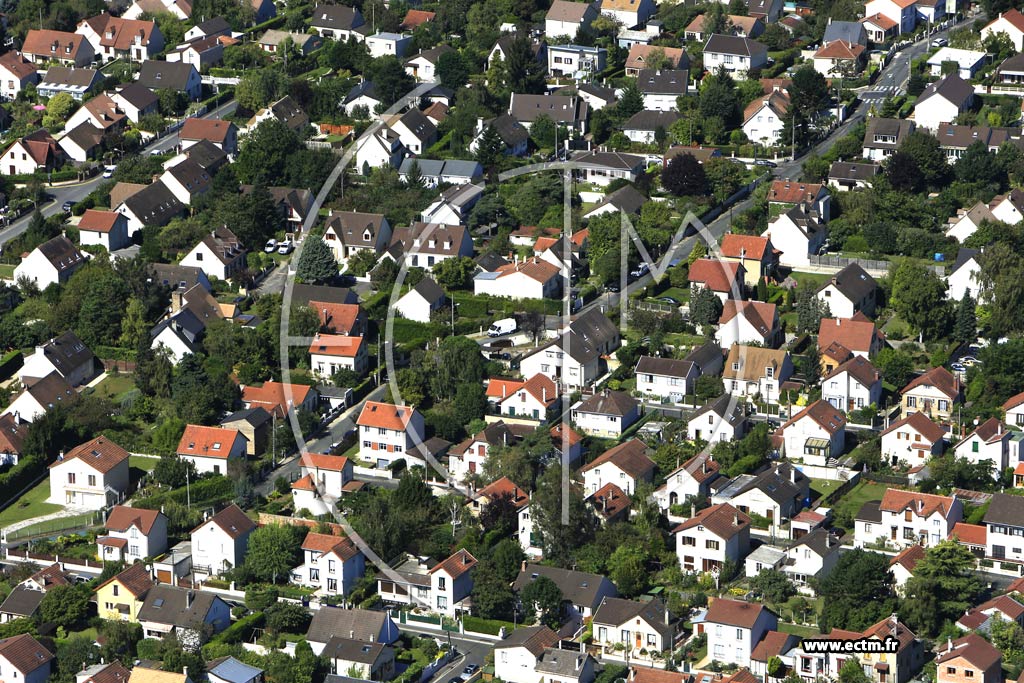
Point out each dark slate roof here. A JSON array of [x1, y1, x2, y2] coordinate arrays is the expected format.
[[194, 17, 231, 36], [40, 66, 100, 88], [983, 493, 1024, 526], [38, 331, 94, 377], [635, 355, 695, 378], [828, 161, 880, 182], [0, 586, 44, 618], [704, 34, 767, 56], [476, 252, 511, 272], [819, 263, 876, 303], [951, 248, 981, 274], [137, 61, 197, 91], [137, 585, 224, 627], [115, 82, 158, 110], [221, 407, 272, 429], [513, 564, 617, 609], [411, 276, 445, 303], [321, 637, 392, 664], [570, 308, 618, 349], [485, 113, 529, 147], [623, 109, 681, 132], [917, 73, 974, 107], [122, 181, 186, 227], [635, 69, 689, 95], [306, 606, 395, 645], [823, 20, 866, 46], [856, 499, 882, 523]]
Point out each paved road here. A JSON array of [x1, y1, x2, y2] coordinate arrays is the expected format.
[[0, 98, 239, 249], [859, 17, 973, 101], [398, 624, 494, 683]]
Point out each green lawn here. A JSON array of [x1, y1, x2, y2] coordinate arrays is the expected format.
[[810, 478, 841, 501], [833, 480, 890, 521], [656, 286, 691, 303], [788, 271, 833, 289], [92, 374, 136, 401], [130, 456, 159, 472], [0, 479, 61, 527], [779, 622, 823, 638], [0, 264, 14, 280]]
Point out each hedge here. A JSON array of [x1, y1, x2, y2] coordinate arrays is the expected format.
[[0, 350, 23, 381], [133, 476, 235, 510], [462, 616, 513, 636], [93, 346, 136, 361], [0, 455, 46, 506], [6, 169, 87, 184], [212, 612, 265, 645]]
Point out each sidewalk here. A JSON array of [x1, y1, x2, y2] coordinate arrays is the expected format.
[[2, 504, 92, 535]]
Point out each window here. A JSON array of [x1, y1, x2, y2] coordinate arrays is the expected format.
[[766, 366, 774, 378], [648, 634, 657, 646], [621, 629, 630, 642], [972, 441, 979, 453], [310, 568, 319, 581], [437, 596, 448, 609], [715, 625, 723, 637], [68, 473, 76, 484], [681, 536, 696, 546], [865, 523, 872, 532], [438, 576, 447, 590], [88, 474, 96, 487], [328, 578, 337, 592], [946, 669, 956, 676], [113, 585, 119, 596], [905, 510, 913, 522], [195, 252, 203, 261], [736, 629, 743, 640], [130, 545, 139, 556], [706, 540, 720, 550], [328, 560, 336, 573], [598, 627, 608, 641], [130, 528, 138, 539], [907, 396, 917, 408]]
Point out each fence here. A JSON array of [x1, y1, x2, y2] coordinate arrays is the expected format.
[[807, 254, 945, 277], [863, 471, 911, 486], [4, 547, 105, 570], [5, 509, 105, 543]]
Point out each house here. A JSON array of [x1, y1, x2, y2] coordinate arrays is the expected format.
[[0, 566, 67, 623], [934, 124, 1015, 161], [494, 626, 561, 683], [673, 503, 751, 573], [497, 374, 559, 421], [309, 5, 368, 41], [634, 356, 699, 401], [762, 205, 825, 268], [856, 489, 962, 549], [954, 418, 1010, 480], [702, 35, 768, 80], [635, 69, 689, 111], [220, 408, 271, 457], [588, 482, 632, 525], [190, 504, 256, 576], [823, 19, 867, 46], [450, 423, 527, 481], [776, 400, 846, 466], [59, 122, 108, 163], [184, 17, 230, 41], [137, 61, 201, 100], [75, 13, 164, 62], [821, 356, 882, 414], [688, 258, 745, 303], [862, 117, 915, 160], [115, 181, 186, 235], [21, 29, 94, 66], [389, 222, 474, 268], [344, 80, 384, 117], [1004, 391, 1024, 428], [548, 44, 607, 78], [355, 127, 406, 171], [722, 344, 793, 402], [419, 184, 484, 227], [20, 330, 95, 387], [567, 82, 617, 111], [704, 598, 778, 667], [308, 333, 368, 378], [257, 30, 321, 57], [767, 180, 831, 221], [654, 453, 721, 511], [94, 562, 156, 622], [545, 0, 599, 39], [935, 634, 1002, 683], [513, 564, 619, 621], [474, 258, 561, 300], [720, 234, 780, 287], [180, 118, 238, 155], [900, 366, 961, 421], [321, 638, 394, 680], [394, 277, 445, 323], [365, 32, 411, 58], [536, 649, 594, 683], [927, 48, 987, 79], [0, 634, 53, 683], [518, 335, 602, 392], [984, 493, 1024, 564], [592, 597, 672, 659], [742, 89, 789, 146], [686, 14, 764, 41], [711, 462, 809, 523], [47, 435, 129, 509], [470, 115, 530, 157], [179, 226, 246, 281], [291, 453, 355, 515], [137, 585, 230, 640], [818, 316, 885, 370], [717, 300, 781, 348], [622, 110, 680, 144], [2, 372, 79, 423], [508, 93, 589, 134], [0, 415, 27, 467], [828, 161, 881, 191], [783, 528, 841, 590], [687, 395, 747, 445], [75, 208, 129, 253], [207, 657, 264, 683], [600, 0, 655, 27], [860, 13, 899, 43], [812, 41, 866, 77], [2, 129, 63, 176], [404, 45, 455, 81], [159, 159, 212, 205], [747, 0, 783, 22], [0, 52, 38, 101], [946, 203, 996, 244], [323, 210, 392, 262], [880, 412, 946, 467], [946, 246, 978, 301], [241, 381, 318, 418], [989, 188, 1024, 224], [306, 607, 400, 657], [625, 44, 687, 76], [398, 158, 482, 187], [291, 530, 365, 597], [982, 9, 1024, 52], [570, 150, 645, 187], [97, 505, 168, 564], [176, 424, 246, 475], [817, 263, 876, 319], [957, 594, 1024, 632], [122, 0, 190, 20], [584, 184, 647, 219], [913, 74, 974, 131], [384, 109, 436, 155], [580, 439, 654, 496], [571, 390, 640, 438], [864, 0, 917, 34], [889, 543, 926, 592], [356, 401, 426, 469]]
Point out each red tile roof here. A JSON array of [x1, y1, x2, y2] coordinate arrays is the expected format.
[[50, 436, 130, 473], [97, 561, 155, 597], [78, 209, 122, 233], [400, 9, 435, 29], [991, 8, 1024, 32], [673, 503, 751, 539], [688, 258, 743, 293], [817, 317, 882, 355], [719, 300, 777, 338], [901, 366, 961, 400], [105, 505, 163, 535], [357, 400, 415, 431], [590, 482, 631, 519], [476, 476, 530, 508], [889, 543, 925, 571], [581, 439, 654, 479], [862, 13, 898, 29], [310, 301, 362, 335], [720, 234, 772, 261], [1004, 390, 1024, 411], [706, 597, 770, 628], [814, 40, 865, 60], [768, 180, 824, 204], [308, 333, 364, 358], [779, 399, 845, 435], [0, 52, 37, 80], [177, 425, 244, 459], [879, 411, 945, 443], [879, 489, 956, 517], [949, 522, 987, 546], [486, 378, 525, 400], [300, 452, 350, 472], [429, 548, 477, 578], [180, 117, 234, 143], [21, 29, 90, 60], [302, 531, 358, 559], [200, 503, 256, 538], [935, 633, 1001, 671], [0, 634, 54, 674], [241, 381, 315, 417]]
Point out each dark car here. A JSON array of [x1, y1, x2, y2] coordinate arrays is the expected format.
[[61, 200, 75, 213], [462, 665, 480, 680], [754, 159, 778, 168], [605, 281, 621, 293], [658, 296, 680, 305]]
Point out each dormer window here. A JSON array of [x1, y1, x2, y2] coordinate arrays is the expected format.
[[766, 367, 774, 378]]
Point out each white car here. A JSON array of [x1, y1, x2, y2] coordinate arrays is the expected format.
[[264, 239, 278, 253], [277, 240, 294, 254], [102, 165, 116, 178]]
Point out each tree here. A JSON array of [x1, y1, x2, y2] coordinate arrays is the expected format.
[[977, 242, 1024, 338], [42, 92, 76, 130], [529, 114, 557, 148], [119, 297, 150, 349], [243, 524, 303, 583], [817, 549, 898, 631], [55, 635, 99, 683], [365, 56, 415, 108], [39, 583, 91, 629], [436, 50, 470, 91], [532, 464, 595, 565], [430, 335, 487, 400], [751, 569, 797, 604], [901, 540, 984, 636], [794, 281, 830, 334], [954, 292, 977, 345], [295, 236, 338, 284], [475, 124, 505, 169], [690, 285, 723, 328], [699, 70, 739, 127], [662, 153, 708, 196], [617, 79, 645, 119], [704, 2, 731, 34], [369, 258, 399, 290], [433, 256, 476, 290], [956, 140, 1006, 188], [520, 575, 563, 628], [265, 602, 312, 635], [608, 545, 647, 597], [907, 72, 926, 96], [234, 119, 300, 184], [885, 151, 922, 193], [506, 34, 546, 94], [235, 67, 289, 111], [838, 658, 872, 683], [875, 348, 915, 389], [471, 560, 517, 620], [890, 260, 951, 340], [900, 130, 948, 187], [153, 454, 194, 487]]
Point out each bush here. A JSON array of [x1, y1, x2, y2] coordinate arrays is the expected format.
[[213, 613, 265, 644]]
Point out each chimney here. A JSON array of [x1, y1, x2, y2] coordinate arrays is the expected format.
[[790, 466, 796, 483], [521, 560, 528, 572], [947, 637, 953, 653], [733, 513, 738, 525]]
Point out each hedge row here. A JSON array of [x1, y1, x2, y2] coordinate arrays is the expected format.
[[212, 612, 265, 645], [0, 350, 23, 381], [93, 346, 136, 362], [0, 455, 45, 505], [7, 169, 86, 184], [133, 476, 234, 510]]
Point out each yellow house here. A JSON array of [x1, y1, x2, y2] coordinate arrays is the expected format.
[[95, 562, 155, 622]]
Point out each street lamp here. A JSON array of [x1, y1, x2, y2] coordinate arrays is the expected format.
[[451, 301, 460, 332]]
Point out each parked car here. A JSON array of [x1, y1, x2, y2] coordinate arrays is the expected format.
[[605, 280, 621, 293], [931, 37, 948, 47], [462, 665, 480, 680], [264, 239, 278, 253], [102, 165, 116, 178], [277, 240, 294, 254], [658, 296, 680, 305], [61, 200, 75, 213], [754, 159, 777, 167]]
